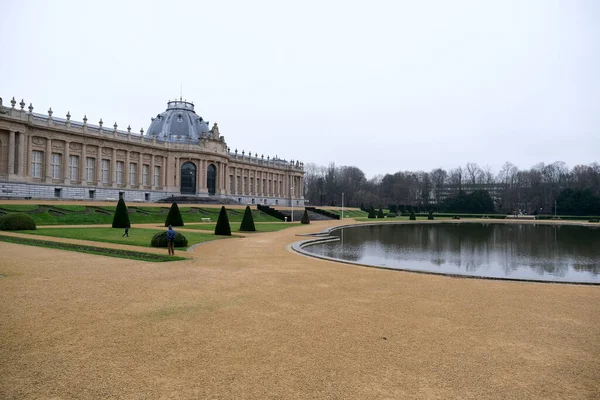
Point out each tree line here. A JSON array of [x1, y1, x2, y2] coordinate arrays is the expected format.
[[303, 161, 600, 215]]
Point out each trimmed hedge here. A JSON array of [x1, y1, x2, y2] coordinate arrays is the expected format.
[[301, 209, 310, 224], [304, 207, 340, 220], [428, 211, 434, 220], [0, 213, 37, 231], [165, 202, 184, 227], [150, 231, 188, 248], [215, 206, 232, 236], [589, 219, 599, 223], [240, 206, 256, 232], [377, 208, 385, 219], [387, 213, 397, 218], [112, 198, 131, 228], [257, 204, 286, 221], [409, 211, 416, 221]]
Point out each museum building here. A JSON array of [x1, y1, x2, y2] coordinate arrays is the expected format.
[[0, 96, 305, 205]]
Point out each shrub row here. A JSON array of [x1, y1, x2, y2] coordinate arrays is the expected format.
[[305, 207, 340, 220], [257, 204, 286, 221]]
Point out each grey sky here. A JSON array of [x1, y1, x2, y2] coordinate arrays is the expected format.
[[1, 0, 598, 178]]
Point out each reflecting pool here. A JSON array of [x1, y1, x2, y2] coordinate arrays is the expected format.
[[303, 223, 600, 283]]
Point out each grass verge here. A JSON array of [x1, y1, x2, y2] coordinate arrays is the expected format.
[[0, 235, 186, 262], [183, 222, 301, 232], [19, 227, 221, 248]]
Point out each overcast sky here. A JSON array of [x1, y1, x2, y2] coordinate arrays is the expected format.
[[1, 0, 598, 178]]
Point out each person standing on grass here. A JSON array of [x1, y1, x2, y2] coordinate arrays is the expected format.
[[122, 227, 129, 237], [166, 225, 176, 256]]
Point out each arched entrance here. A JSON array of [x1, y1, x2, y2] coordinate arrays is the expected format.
[[207, 164, 216, 195], [180, 162, 197, 194]]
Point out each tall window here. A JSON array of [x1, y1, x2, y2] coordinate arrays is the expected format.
[[153, 166, 161, 187], [250, 178, 254, 194], [86, 157, 95, 182], [142, 164, 149, 186], [129, 163, 136, 185], [51, 153, 61, 179], [116, 161, 124, 184], [69, 155, 79, 180], [101, 159, 110, 184], [31, 151, 43, 178]]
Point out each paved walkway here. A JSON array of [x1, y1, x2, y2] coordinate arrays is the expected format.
[[0, 220, 599, 399]]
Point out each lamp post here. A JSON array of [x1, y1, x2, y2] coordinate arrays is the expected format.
[[342, 192, 344, 220], [554, 200, 557, 219]]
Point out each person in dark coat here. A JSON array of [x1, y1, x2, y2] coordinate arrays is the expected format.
[[166, 225, 176, 255]]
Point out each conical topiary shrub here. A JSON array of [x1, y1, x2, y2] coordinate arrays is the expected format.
[[239, 205, 256, 232], [377, 208, 385, 218], [301, 209, 310, 224], [428, 210, 434, 220], [368, 206, 376, 219], [112, 198, 131, 228], [409, 211, 416, 221], [165, 202, 184, 227], [214, 206, 232, 236]]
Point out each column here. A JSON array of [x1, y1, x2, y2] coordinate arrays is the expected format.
[[138, 153, 143, 188], [80, 143, 87, 185], [96, 146, 102, 185], [27, 135, 32, 176], [45, 137, 52, 182], [150, 153, 155, 189], [112, 148, 117, 187], [162, 155, 167, 188], [125, 151, 130, 187], [174, 157, 178, 189], [8, 131, 15, 176], [63, 140, 70, 183], [17, 133, 25, 177]]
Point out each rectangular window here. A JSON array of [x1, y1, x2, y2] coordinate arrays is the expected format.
[[116, 161, 124, 184], [142, 164, 149, 186], [250, 178, 254, 194], [69, 155, 79, 181], [51, 153, 61, 179], [101, 159, 110, 184], [153, 166, 161, 187], [54, 188, 61, 198], [31, 151, 43, 178], [129, 163, 136, 185], [86, 157, 95, 182]]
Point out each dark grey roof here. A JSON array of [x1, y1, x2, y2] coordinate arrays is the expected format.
[[147, 99, 209, 142]]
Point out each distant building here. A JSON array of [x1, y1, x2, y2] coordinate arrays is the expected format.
[[0, 96, 305, 205]]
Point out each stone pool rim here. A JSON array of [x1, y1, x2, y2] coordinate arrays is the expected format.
[[291, 220, 600, 286]]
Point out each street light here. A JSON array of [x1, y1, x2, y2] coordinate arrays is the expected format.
[[555, 200, 557, 219], [342, 192, 344, 220]]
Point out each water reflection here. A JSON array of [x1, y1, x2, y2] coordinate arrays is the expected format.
[[305, 223, 600, 283]]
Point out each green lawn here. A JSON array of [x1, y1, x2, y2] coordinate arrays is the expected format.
[[182, 222, 301, 232], [19, 227, 224, 248], [0, 205, 281, 225], [0, 235, 186, 262]]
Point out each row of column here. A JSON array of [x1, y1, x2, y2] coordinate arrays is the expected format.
[[25, 136, 166, 189], [227, 166, 302, 198]]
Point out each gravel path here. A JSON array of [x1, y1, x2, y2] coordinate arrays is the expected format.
[[0, 219, 599, 399]]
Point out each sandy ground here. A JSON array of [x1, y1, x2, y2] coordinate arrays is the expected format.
[[0, 219, 599, 400]]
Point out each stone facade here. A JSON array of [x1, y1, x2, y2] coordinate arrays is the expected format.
[[0, 96, 305, 205]]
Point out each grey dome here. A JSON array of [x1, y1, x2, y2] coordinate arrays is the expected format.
[[147, 99, 209, 142]]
